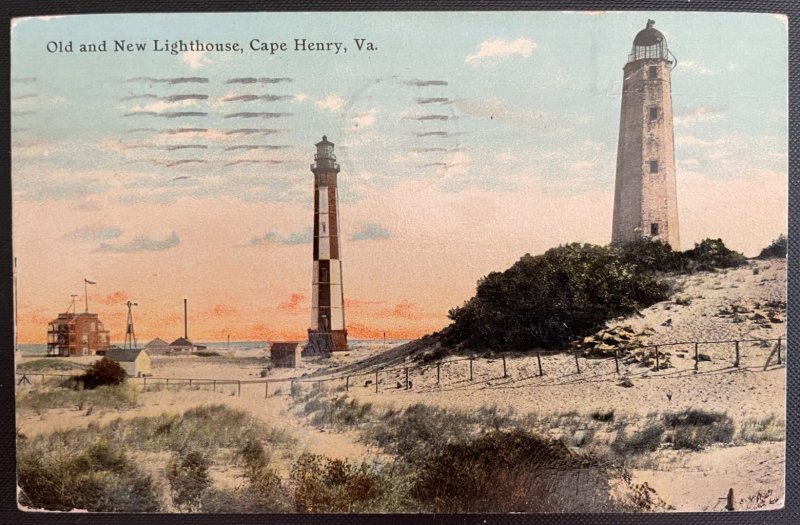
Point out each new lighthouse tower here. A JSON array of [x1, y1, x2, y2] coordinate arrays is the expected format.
[[308, 136, 348, 353], [612, 20, 680, 249]]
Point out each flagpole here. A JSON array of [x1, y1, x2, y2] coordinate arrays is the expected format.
[[85, 279, 88, 313]]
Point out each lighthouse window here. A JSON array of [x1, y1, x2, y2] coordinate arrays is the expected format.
[[649, 106, 659, 120], [651, 223, 660, 236], [649, 66, 658, 79], [649, 160, 659, 173]]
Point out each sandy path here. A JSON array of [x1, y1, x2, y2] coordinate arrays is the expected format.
[[632, 442, 785, 511]]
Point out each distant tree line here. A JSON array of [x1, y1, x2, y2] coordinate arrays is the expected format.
[[441, 238, 750, 351]]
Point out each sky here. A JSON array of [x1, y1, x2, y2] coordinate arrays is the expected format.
[[11, 11, 788, 344]]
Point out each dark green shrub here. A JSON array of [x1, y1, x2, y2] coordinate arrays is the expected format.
[[17, 438, 160, 512], [306, 396, 373, 428], [758, 234, 787, 259], [684, 238, 746, 271], [413, 430, 618, 513], [290, 453, 408, 513], [80, 357, 127, 389], [166, 450, 212, 511], [619, 238, 687, 273], [365, 403, 470, 465], [612, 423, 665, 455], [443, 243, 670, 350], [235, 438, 291, 512], [665, 409, 734, 450]]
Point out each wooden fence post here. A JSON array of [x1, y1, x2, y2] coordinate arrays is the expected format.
[[213, 379, 216, 392], [143, 376, 147, 392], [405, 367, 410, 389], [655, 346, 659, 371], [346, 376, 349, 392], [437, 363, 441, 384], [694, 343, 699, 371], [725, 488, 734, 511], [166, 378, 170, 390], [238, 380, 241, 397], [734, 341, 740, 368], [502, 356, 508, 378], [777, 337, 782, 365], [469, 359, 473, 381], [537, 352, 543, 376], [613, 348, 619, 374], [375, 371, 379, 393], [265, 381, 269, 398], [574, 349, 581, 374], [189, 379, 192, 388]]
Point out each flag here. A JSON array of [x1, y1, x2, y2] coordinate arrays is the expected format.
[[85, 278, 96, 285]]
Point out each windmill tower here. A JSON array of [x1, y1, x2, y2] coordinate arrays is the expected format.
[[611, 20, 680, 249], [308, 136, 348, 353]]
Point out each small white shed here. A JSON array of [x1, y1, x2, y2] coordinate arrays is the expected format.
[[105, 347, 152, 377]]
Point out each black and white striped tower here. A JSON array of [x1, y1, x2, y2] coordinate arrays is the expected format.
[[308, 136, 348, 352]]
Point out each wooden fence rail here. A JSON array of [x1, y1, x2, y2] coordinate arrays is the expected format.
[[15, 336, 786, 396]]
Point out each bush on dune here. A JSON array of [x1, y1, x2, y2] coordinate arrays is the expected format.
[[442, 243, 670, 350], [79, 357, 127, 389], [442, 238, 748, 352], [757, 234, 787, 260], [18, 437, 161, 512]]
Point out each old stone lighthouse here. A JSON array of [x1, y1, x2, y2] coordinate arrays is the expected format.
[[611, 20, 680, 249], [308, 136, 348, 352]]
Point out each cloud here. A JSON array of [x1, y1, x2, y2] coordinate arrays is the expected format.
[[377, 301, 426, 320], [182, 50, 207, 69], [351, 223, 392, 241], [65, 224, 123, 241], [673, 106, 725, 127], [679, 59, 713, 75], [466, 38, 536, 65], [211, 303, 238, 317], [99, 290, 130, 305], [294, 93, 309, 102], [350, 109, 377, 130], [455, 98, 549, 125], [315, 94, 345, 113], [248, 226, 313, 246], [279, 293, 306, 313], [95, 232, 180, 253], [344, 298, 387, 309], [674, 134, 724, 147], [435, 151, 470, 178], [571, 160, 595, 171]]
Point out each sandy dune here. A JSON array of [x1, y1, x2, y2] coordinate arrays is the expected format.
[[15, 259, 786, 512]]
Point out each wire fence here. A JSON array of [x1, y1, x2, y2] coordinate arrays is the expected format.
[[15, 336, 786, 399]]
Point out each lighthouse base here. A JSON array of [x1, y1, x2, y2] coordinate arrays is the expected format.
[[305, 329, 348, 356]]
